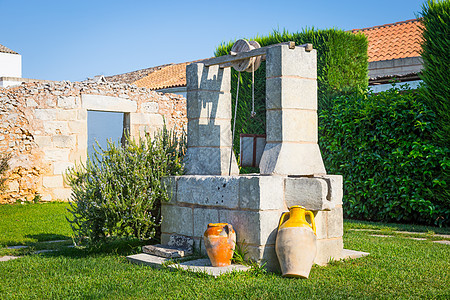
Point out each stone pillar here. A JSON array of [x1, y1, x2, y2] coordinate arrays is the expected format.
[[260, 44, 326, 175], [184, 63, 239, 175]]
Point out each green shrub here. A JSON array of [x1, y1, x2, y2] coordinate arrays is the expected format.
[[215, 29, 368, 167], [419, 0, 450, 147], [66, 127, 186, 244], [0, 153, 10, 192], [320, 85, 450, 226]]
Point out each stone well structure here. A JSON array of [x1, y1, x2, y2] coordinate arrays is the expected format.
[[161, 43, 344, 270]]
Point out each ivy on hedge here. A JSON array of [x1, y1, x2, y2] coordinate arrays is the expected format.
[[418, 0, 450, 147], [319, 85, 450, 226]]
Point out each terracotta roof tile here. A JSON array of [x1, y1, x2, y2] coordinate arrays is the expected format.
[[133, 62, 189, 90], [0, 43, 18, 54], [352, 19, 422, 62]]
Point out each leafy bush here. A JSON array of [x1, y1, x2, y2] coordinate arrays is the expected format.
[[0, 153, 10, 192], [320, 85, 450, 226], [418, 0, 450, 147], [215, 29, 368, 167], [66, 127, 186, 244]]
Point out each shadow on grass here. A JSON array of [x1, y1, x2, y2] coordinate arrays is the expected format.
[[38, 237, 156, 259], [25, 233, 71, 242]]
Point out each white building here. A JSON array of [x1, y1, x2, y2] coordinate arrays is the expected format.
[[0, 43, 22, 88]]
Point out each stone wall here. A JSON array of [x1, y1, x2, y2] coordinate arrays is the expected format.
[[0, 81, 186, 203]]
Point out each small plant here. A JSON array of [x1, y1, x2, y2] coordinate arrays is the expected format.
[[0, 153, 10, 192], [65, 126, 186, 245], [232, 240, 249, 265]]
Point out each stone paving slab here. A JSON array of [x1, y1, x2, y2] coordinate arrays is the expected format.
[[409, 237, 427, 241], [143, 244, 193, 259], [341, 249, 370, 260], [40, 239, 71, 244], [168, 258, 250, 277], [370, 234, 394, 238], [7, 245, 28, 250], [433, 240, 450, 245], [126, 253, 171, 268], [126, 253, 250, 277], [0, 256, 20, 262]]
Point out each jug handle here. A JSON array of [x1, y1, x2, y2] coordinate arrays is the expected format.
[[305, 211, 316, 234], [278, 212, 290, 230]]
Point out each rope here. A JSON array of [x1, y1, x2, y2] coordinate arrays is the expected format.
[[229, 72, 241, 176], [251, 63, 256, 118]]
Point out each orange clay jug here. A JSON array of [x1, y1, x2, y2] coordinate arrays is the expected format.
[[275, 205, 317, 278], [203, 223, 236, 267]]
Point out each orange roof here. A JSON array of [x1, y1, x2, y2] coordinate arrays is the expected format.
[[352, 19, 422, 62], [133, 62, 189, 90]]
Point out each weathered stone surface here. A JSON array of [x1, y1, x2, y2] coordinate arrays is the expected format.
[[266, 109, 317, 143], [81, 94, 137, 112], [43, 121, 69, 135], [219, 209, 281, 246], [168, 234, 194, 250], [193, 208, 220, 237], [142, 244, 193, 258], [53, 161, 75, 175], [319, 175, 343, 205], [238, 175, 286, 210], [186, 63, 231, 92], [52, 135, 76, 148], [186, 91, 232, 120], [266, 45, 317, 78], [314, 238, 344, 266], [259, 143, 326, 176], [187, 118, 233, 147], [142, 102, 159, 113], [326, 206, 344, 238], [285, 177, 332, 211], [176, 176, 239, 208], [184, 147, 239, 175], [126, 253, 171, 268], [43, 149, 70, 162], [56, 109, 77, 121], [266, 77, 317, 110], [161, 205, 193, 237], [58, 96, 79, 109], [34, 109, 56, 120], [42, 176, 63, 188], [170, 258, 250, 277]]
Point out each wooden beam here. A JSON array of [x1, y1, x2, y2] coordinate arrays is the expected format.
[[201, 42, 312, 68]]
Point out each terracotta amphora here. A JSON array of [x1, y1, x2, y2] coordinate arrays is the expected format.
[[203, 223, 236, 267], [275, 205, 317, 278]]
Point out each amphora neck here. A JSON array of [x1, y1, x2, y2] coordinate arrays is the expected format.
[[289, 206, 307, 222]]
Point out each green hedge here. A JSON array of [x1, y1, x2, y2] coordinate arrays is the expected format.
[[320, 86, 450, 226], [419, 0, 450, 147], [215, 29, 368, 163]]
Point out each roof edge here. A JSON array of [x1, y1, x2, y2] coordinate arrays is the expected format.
[[351, 18, 420, 33]]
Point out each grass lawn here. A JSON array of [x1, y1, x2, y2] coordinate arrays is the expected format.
[[0, 202, 449, 299]]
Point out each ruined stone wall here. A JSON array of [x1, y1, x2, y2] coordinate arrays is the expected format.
[[0, 81, 186, 204]]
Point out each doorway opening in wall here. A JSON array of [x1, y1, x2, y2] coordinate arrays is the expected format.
[[87, 111, 127, 159]]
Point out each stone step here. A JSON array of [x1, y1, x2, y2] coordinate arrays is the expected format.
[[126, 253, 250, 277], [142, 244, 193, 259]]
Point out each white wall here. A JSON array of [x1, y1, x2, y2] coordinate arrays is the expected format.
[[369, 80, 422, 93], [0, 52, 22, 78]]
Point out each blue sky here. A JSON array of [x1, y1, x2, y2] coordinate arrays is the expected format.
[[1, 0, 426, 82]]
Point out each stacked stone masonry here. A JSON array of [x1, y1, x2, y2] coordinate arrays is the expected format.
[[0, 81, 186, 203], [161, 174, 344, 270]]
